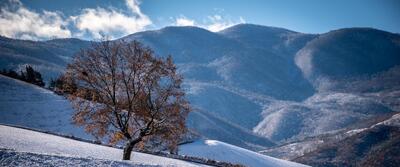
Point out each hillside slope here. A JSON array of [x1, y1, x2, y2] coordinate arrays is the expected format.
[[121, 25, 317, 148], [124, 25, 315, 101], [254, 28, 400, 142], [0, 74, 307, 166], [0, 124, 310, 167], [295, 28, 400, 90], [260, 113, 400, 165], [0, 125, 206, 167], [253, 91, 396, 142], [0, 36, 90, 80], [293, 113, 400, 167], [0, 74, 88, 138], [0, 149, 152, 167], [0, 73, 274, 150], [180, 139, 308, 167]]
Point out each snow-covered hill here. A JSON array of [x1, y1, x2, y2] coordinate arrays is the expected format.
[[0, 74, 308, 166], [253, 92, 395, 142], [295, 28, 400, 89], [123, 25, 315, 101], [0, 125, 206, 167], [0, 149, 157, 167], [179, 139, 308, 167], [293, 113, 400, 167], [0, 124, 310, 167], [260, 112, 400, 165], [251, 27, 400, 143], [0, 74, 89, 139], [1, 24, 400, 153]]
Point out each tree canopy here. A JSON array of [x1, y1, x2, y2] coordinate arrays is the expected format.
[[65, 40, 190, 160]]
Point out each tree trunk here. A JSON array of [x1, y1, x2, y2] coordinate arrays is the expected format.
[[122, 138, 142, 160], [122, 142, 134, 160]]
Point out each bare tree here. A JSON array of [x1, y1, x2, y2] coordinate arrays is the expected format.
[[65, 40, 190, 160]]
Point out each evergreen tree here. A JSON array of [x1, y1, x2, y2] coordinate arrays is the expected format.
[[25, 66, 35, 83], [22, 65, 45, 87]]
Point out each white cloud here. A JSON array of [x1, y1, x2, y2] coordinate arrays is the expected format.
[[205, 15, 245, 32], [125, 0, 145, 17], [173, 14, 245, 32], [0, 0, 152, 40], [72, 0, 152, 39], [174, 16, 195, 26], [0, 0, 71, 40]]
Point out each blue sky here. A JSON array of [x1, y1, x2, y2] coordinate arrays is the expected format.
[[1, 0, 399, 40]]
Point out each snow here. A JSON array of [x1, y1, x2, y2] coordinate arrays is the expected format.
[[0, 125, 207, 167], [0, 75, 89, 139], [0, 149, 155, 167], [207, 56, 237, 81], [294, 47, 314, 78], [345, 128, 368, 135], [253, 92, 393, 141], [179, 139, 309, 167], [260, 140, 324, 160], [261, 111, 400, 161], [375, 113, 400, 127]]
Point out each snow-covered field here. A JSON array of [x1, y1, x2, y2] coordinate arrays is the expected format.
[[0, 125, 310, 167], [179, 139, 309, 167], [0, 125, 206, 167], [0, 75, 89, 139], [0, 149, 155, 167]]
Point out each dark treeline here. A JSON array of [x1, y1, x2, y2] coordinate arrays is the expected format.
[[1, 65, 45, 87]]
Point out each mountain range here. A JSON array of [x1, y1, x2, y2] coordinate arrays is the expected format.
[[1, 24, 399, 165]]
